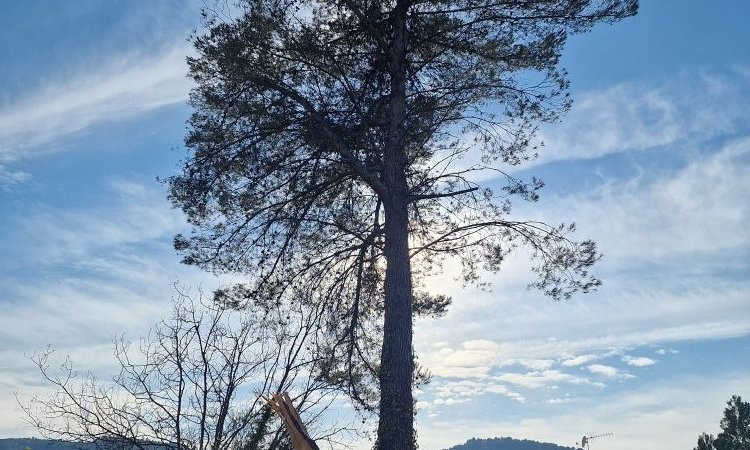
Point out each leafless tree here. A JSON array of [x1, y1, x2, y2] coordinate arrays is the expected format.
[[21, 288, 359, 450]]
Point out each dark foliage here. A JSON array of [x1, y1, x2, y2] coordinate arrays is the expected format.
[[170, 1, 638, 447], [694, 396, 750, 450], [697, 434, 717, 450]]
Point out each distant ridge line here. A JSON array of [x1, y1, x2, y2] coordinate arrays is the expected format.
[[444, 436, 578, 450], [0, 438, 172, 450], [2, 436, 576, 450]]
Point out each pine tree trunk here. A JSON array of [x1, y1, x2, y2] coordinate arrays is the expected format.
[[377, 1, 414, 447], [377, 197, 414, 450]]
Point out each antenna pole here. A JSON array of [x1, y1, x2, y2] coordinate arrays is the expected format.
[[579, 432, 613, 449]]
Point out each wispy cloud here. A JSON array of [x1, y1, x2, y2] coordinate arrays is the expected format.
[[442, 69, 750, 183], [537, 136, 750, 263], [419, 287, 750, 372], [431, 379, 526, 406], [0, 166, 30, 188], [0, 44, 191, 180], [10, 180, 183, 265], [0, 180, 185, 351], [416, 132, 750, 405], [655, 348, 678, 356], [586, 364, 633, 379], [495, 369, 602, 389], [562, 354, 599, 367], [424, 339, 504, 378], [416, 373, 750, 450], [537, 68, 750, 164], [0, 179, 220, 435]]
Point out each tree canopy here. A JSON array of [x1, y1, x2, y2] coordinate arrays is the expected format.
[[169, 1, 638, 447], [694, 396, 750, 450]]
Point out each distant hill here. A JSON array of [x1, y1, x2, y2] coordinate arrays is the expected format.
[[2, 436, 577, 450], [0, 439, 170, 450], [445, 437, 578, 450], [0, 439, 94, 450]]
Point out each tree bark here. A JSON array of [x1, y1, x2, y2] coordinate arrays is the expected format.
[[378, 197, 414, 450], [377, 0, 414, 448]]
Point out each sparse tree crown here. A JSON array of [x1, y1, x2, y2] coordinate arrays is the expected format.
[[170, 1, 638, 447]]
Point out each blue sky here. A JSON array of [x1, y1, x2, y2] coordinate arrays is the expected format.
[[1, 2, 748, 450]]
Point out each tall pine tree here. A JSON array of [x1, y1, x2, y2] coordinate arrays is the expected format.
[[170, 1, 638, 447]]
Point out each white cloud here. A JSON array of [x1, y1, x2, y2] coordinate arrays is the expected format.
[[495, 370, 601, 389], [418, 282, 750, 373], [430, 69, 750, 184], [413, 137, 750, 367], [0, 179, 223, 436], [622, 356, 657, 367], [0, 166, 30, 187], [416, 373, 750, 450], [415, 135, 750, 381], [6, 180, 183, 269], [562, 354, 599, 367], [424, 339, 505, 378], [533, 136, 750, 264], [587, 364, 633, 379], [655, 348, 679, 356], [419, 366, 602, 416], [537, 68, 750, 164], [0, 44, 191, 179], [430, 379, 525, 405], [517, 359, 556, 371], [433, 397, 472, 406]]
